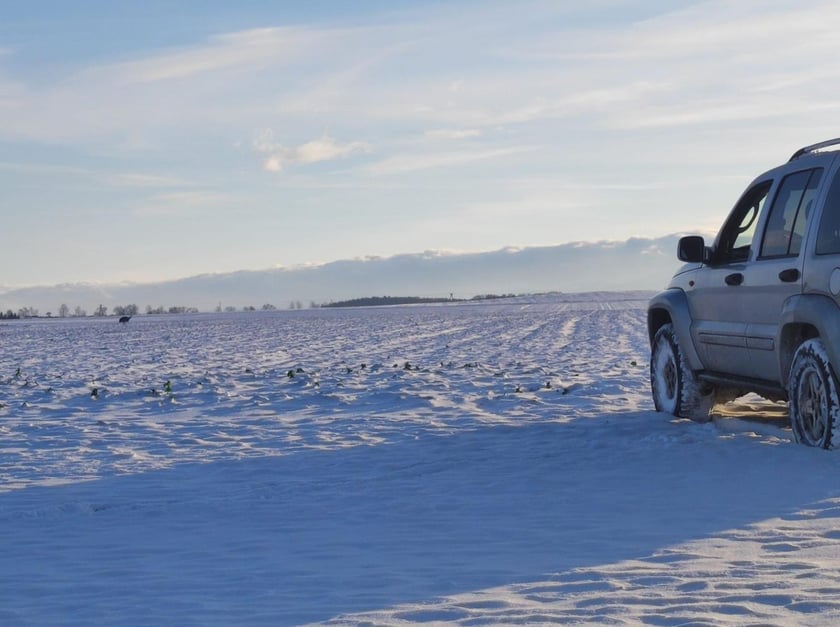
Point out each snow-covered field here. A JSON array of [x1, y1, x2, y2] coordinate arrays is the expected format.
[[3, 293, 840, 625]]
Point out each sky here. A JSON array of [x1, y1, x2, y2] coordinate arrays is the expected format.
[[3, 0, 840, 288]]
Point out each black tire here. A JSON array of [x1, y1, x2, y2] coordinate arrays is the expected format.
[[788, 338, 840, 449], [650, 323, 713, 421]]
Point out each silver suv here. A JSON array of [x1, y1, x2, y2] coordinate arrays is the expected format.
[[649, 138, 840, 448]]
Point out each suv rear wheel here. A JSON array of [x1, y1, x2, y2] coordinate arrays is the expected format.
[[651, 323, 713, 421], [788, 338, 840, 449]]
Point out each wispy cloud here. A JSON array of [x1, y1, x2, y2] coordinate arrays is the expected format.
[[0, 161, 94, 176], [612, 100, 840, 131], [102, 27, 333, 84], [0, 5, 646, 143], [5, 1, 837, 147], [109, 172, 198, 188], [366, 146, 536, 176], [134, 190, 231, 217], [254, 130, 371, 172], [424, 128, 482, 140]]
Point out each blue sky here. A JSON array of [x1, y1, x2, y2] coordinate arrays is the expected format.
[[2, 0, 840, 287]]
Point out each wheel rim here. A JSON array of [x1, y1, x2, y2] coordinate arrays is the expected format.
[[797, 365, 828, 445], [653, 338, 678, 410], [662, 355, 677, 401]]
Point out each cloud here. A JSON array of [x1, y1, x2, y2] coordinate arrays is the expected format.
[[526, 0, 840, 131], [389, 0, 839, 135], [0, 161, 94, 177], [5, 1, 837, 150], [612, 100, 840, 131], [101, 27, 332, 84], [254, 130, 370, 172], [133, 190, 231, 217], [0, 71, 26, 113], [366, 146, 536, 176], [110, 172, 197, 188], [0, 23, 357, 143], [425, 128, 482, 140], [5, 4, 657, 143], [620, 1, 838, 62]]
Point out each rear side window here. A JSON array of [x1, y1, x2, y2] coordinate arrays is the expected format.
[[759, 168, 822, 258], [817, 168, 840, 255]]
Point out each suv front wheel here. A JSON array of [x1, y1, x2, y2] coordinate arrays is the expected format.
[[788, 338, 840, 449], [650, 323, 714, 421]]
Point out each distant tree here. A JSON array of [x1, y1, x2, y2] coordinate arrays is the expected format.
[[58, 303, 70, 318], [224, 306, 237, 313], [243, 305, 256, 312], [261, 304, 277, 311], [113, 304, 139, 317], [18, 307, 38, 318], [74, 306, 87, 317], [94, 304, 107, 317]]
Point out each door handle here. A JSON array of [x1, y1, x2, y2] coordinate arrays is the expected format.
[[779, 268, 800, 282], [725, 273, 744, 286]]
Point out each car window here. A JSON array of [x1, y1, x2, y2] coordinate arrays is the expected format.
[[759, 168, 822, 258], [816, 168, 840, 255], [713, 180, 772, 264]]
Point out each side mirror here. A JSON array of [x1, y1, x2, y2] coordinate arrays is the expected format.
[[678, 235, 706, 263]]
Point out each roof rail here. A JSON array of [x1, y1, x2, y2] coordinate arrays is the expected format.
[[789, 137, 840, 162]]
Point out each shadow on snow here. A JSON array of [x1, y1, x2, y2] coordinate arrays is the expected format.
[[1, 411, 839, 624]]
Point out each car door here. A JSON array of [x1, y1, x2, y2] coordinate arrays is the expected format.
[[687, 180, 774, 375], [740, 166, 823, 382]]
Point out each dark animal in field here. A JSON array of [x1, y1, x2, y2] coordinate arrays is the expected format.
[[119, 316, 131, 324]]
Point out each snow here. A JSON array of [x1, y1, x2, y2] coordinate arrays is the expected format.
[[3, 294, 840, 625]]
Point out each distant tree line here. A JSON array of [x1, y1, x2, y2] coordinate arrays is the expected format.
[[470, 293, 517, 301], [322, 296, 458, 308], [146, 305, 200, 315], [3, 303, 195, 319], [322, 294, 520, 308], [0, 294, 400, 320], [213, 303, 316, 312]]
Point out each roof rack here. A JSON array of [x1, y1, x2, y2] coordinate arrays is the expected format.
[[789, 137, 840, 162]]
